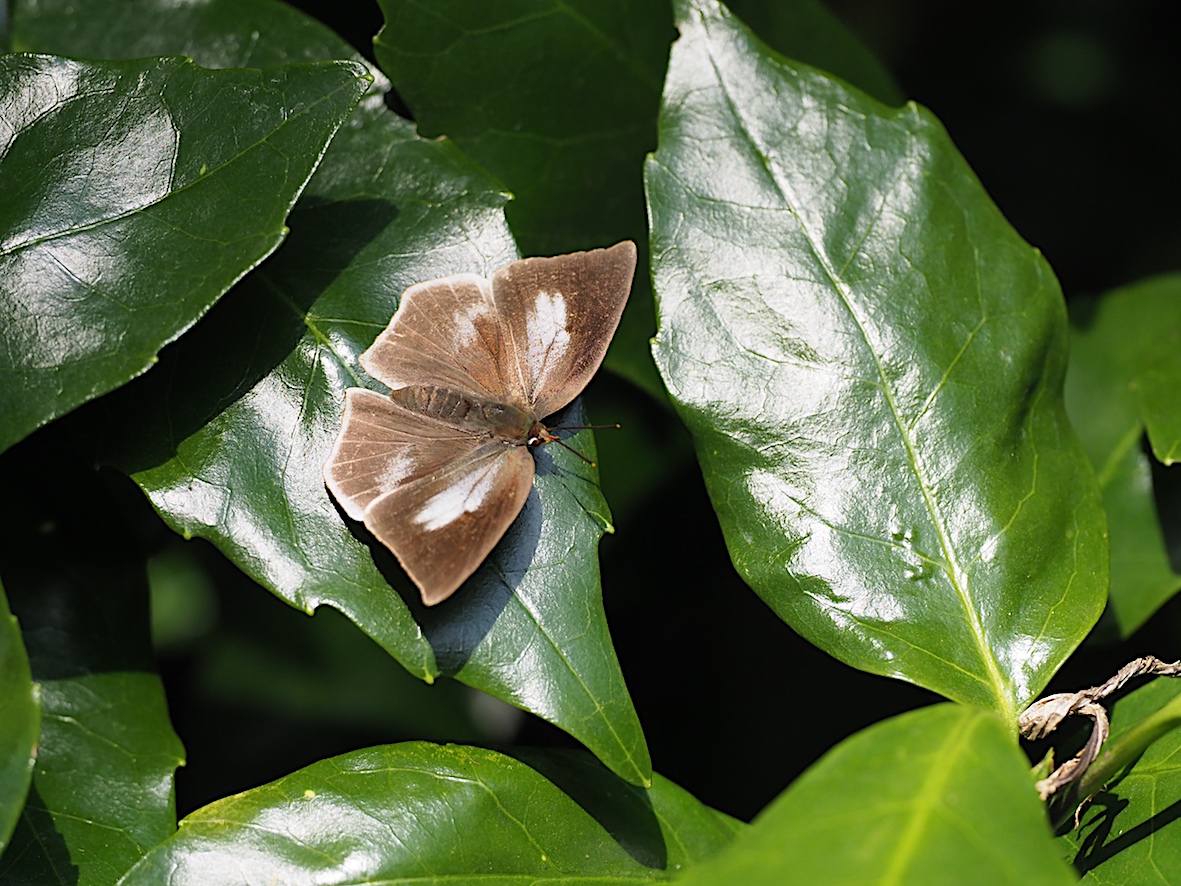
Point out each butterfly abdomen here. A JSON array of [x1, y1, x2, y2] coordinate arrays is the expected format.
[[390, 385, 532, 440]]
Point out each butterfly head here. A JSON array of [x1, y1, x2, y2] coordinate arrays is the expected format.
[[527, 421, 559, 448]]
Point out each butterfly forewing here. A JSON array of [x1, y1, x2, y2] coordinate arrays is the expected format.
[[325, 389, 536, 604], [491, 240, 636, 418], [324, 389, 478, 519], [360, 273, 528, 409]]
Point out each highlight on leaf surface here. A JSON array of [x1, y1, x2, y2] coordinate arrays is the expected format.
[[646, 0, 1106, 716]]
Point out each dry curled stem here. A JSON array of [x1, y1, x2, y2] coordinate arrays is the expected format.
[[1018, 656, 1181, 801]]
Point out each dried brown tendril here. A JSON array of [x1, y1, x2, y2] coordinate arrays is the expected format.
[[1018, 655, 1181, 801]]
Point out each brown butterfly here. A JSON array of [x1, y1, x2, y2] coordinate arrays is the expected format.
[[324, 241, 636, 606]]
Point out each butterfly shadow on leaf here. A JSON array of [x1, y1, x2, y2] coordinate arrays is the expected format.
[[351, 480, 547, 676]]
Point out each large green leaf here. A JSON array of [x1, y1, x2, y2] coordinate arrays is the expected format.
[[646, 0, 1107, 717], [1065, 275, 1181, 638], [24, 0, 650, 786], [674, 704, 1075, 885], [1059, 676, 1181, 882], [0, 433, 185, 884], [374, 0, 671, 399], [0, 53, 369, 454], [0, 581, 38, 856], [119, 744, 738, 885]]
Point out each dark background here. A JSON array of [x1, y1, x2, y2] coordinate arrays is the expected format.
[[145, 0, 1181, 822]]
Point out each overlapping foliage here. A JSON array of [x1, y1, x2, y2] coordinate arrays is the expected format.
[[1, 0, 1178, 882]]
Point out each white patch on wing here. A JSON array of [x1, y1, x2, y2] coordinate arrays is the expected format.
[[451, 280, 494, 349], [414, 465, 499, 531], [376, 451, 418, 491], [526, 289, 570, 390]]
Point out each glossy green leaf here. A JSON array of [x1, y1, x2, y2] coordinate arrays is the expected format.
[[11, 0, 369, 69], [1065, 276, 1181, 637], [1059, 676, 1181, 882], [120, 743, 738, 885], [0, 434, 185, 884], [646, 0, 1106, 717], [30, 0, 650, 786], [0, 582, 38, 856], [675, 704, 1075, 885], [0, 53, 369, 455], [374, 0, 671, 399], [726, 0, 903, 105]]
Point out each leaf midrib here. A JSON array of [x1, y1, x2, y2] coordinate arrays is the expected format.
[[698, 11, 1010, 715]]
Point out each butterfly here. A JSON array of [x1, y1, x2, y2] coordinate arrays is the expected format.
[[324, 241, 636, 605]]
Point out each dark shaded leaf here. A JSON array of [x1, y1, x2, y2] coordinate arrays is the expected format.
[[0, 431, 184, 884], [646, 0, 1106, 715], [726, 0, 903, 104], [0, 582, 37, 856], [24, 0, 650, 786], [674, 705, 1075, 885], [0, 53, 369, 453], [1066, 275, 1181, 637], [120, 744, 738, 885], [374, 0, 672, 399]]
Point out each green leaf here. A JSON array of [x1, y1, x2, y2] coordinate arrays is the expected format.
[[726, 0, 904, 105], [0, 53, 370, 454], [374, 0, 671, 399], [11, 0, 372, 70], [0, 581, 38, 856], [1059, 676, 1181, 881], [673, 704, 1075, 885], [36, 0, 650, 787], [1066, 276, 1181, 637], [0, 433, 185, 884], [646, 0, 1107, 717], [119, 744, 738, 885]]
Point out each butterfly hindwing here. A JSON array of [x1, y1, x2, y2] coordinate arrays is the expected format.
[[324, 389, 535, 604], [324, 388, 483, 520], [362, 438, 535, 605]]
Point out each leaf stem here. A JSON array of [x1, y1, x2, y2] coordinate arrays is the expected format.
[[1075, 694, 1181, 799]]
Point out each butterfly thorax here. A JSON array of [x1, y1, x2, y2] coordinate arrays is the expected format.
[[390, 384, 535, 442]]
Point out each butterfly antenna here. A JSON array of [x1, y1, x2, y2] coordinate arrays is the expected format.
[[551, 422, 622, 432], [545, 423, 620, 466], [553, 438, 596, 467]]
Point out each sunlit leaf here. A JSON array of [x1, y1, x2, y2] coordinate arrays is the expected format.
[[0, 581, 38, 856], [1059, 676, 1181, 882], [21, 0, 650, 787], [120, 744, 738, 885], [646, 0, 1106, 715], [0, 53, 369, 453], [726, 0, 903, 104], [674, 705, 1075, 885]]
